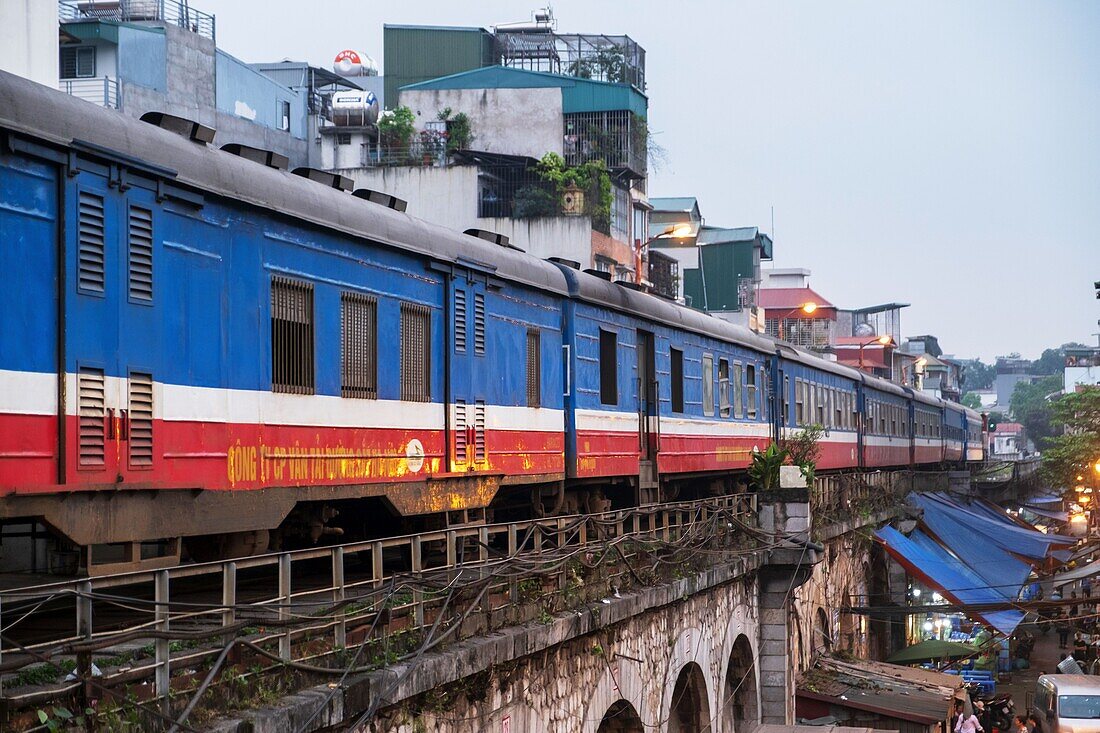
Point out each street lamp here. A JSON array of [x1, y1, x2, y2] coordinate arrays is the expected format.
[[635, 223, 693, 284], [775, 301, 819, 341], [858, 334, 893, 371]]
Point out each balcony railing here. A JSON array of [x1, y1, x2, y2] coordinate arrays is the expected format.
[[59, 0, 215, 41], [59, 76, 121, 109]]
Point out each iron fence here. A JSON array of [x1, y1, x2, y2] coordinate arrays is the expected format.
[[59, 0, 215, 41], [59, 77, 120, 109]]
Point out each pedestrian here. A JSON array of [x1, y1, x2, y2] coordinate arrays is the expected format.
[[956, 703, 985, 733], [951, 700, 965, 733], [1057, 610, 1071, 649], [1014, 715, 1029, 733], [1075, 632, 1088, 661], [1084, 577, 1093, 598], [1028, 711, 1048, 733]]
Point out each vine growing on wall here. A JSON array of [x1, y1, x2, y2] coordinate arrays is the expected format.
[[528, 152, 613, 233]]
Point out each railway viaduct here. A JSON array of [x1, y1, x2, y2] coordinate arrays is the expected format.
[[205, 471, 948, 733]]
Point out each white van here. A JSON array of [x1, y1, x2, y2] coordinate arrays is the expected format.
[[1036, 675, 1100, 733]]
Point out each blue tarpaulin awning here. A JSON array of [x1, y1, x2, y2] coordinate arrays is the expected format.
[[874, 525, 1025, 635], [912, 493, 1075, 561]]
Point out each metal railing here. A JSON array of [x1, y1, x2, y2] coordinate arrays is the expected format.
[[0, 494, 756, 722], [59, 77, 120, 109], [59, 0, 215, 41]]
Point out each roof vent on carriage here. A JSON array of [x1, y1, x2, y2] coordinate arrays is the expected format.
[[139, 112, 215, 144], [291, 167, 353, 192], [220, 143, 289, 170], [353, 189, 408, 212], [583, 268, 613, 281], [547, 257, 580, 270], [464, 229, 524, 252]]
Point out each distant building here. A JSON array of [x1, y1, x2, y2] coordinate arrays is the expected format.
[[55, 0, 324, 167], [901, 336, 962, 402], [835, 302, 908, 345], [646, 197, 773, 325], [994, 355, 1035, 407], [759, 286, 837, 350], [0, 0, 57, 87], [1064, 345, 1100, 394], [989, 422, 1027, 460], [835, 336, 898, 380]]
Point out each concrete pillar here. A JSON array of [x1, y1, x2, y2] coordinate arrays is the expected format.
[[757, 486, 821, 725]]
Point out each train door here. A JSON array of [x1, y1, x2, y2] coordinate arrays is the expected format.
[[636, 330, 659, 501], [65, 174, 158, 486], [448, 272, 489, 472]]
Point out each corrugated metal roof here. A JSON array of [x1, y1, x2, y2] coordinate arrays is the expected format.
[[798, 656, 962, 726], [757, 287, 835, 310], [649, 196, 699, 213], [696, 226, 758, 244], [400, 66, 648, 117]]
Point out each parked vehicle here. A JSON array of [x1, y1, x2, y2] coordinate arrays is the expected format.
[[1035, 675, 1100, 733]]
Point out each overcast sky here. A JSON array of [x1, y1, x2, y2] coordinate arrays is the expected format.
[[202, 0, 1100, 362]]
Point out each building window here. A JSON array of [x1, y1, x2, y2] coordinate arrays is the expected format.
[[702, 354, 714, 417], [400, 303, 431, 402], [60, 46, 95, 79], [594, 255, 614, 274], [611, 185, 630, 243], [746, 364, 757, 418], [527, 328, 541, 408], [599, 329, 617, 405], [341, 292, 377, 399], [271, 277, 314, 394], [633, 206, 648, 250], [718, 359, 731, 417], [670, 347, 684, 413], [336, 133, 352, 145], [279, 100, 291, 131]]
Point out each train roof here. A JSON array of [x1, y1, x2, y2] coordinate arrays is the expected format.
[[0, 71, 569, 296]]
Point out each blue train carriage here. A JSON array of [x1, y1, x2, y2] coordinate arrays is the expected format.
[[910, 389, 946, 465], [0, 70, 571, 570], [943, 400, 968, 463], [554, 264, 776, 506], [963, 406, 986, 462], [859, 376, 912, 468], [772, 343, 862, 470]]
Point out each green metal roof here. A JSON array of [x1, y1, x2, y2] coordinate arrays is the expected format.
[[649, 197, 699, 213], [60, 19, 164, 44], [400, 66, 647, 117]]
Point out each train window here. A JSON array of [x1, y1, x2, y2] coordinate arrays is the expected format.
[[702, 354, 714, 416], [400, 302, 431, 402], [600, 329, 618, 406], [473, 292, 486, 355], [341, 292, 378, 399], [77, 367, 106, 466], [746, 364, 757, 418], [719, 359, 731, 417], [734, 363, 744, 417], [128, 371, 154, 467], [670, 348, 684, 413], [795, 380, 805, 425], [526, 329, 541, 408], [77, 190, 106, 295], [454, 288, 467, 353], [271, 277, 315, 395], [834, 390, 843, 428], [891, 407, 898, 437], [815, 385, 825, 425], [783, 375, 790, 423], [127, 206, 154, 302], [851, 394, 859, 430]]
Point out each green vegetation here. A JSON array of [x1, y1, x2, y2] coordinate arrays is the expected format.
[[748, 444, 790, 491], [567, 46, 626, 83], [962, 392, 983, 409], [1010, 374, 1063, 444], [783, 424, 824, 486], [379, 105, 416, 152], [513, 153, 613, 233], [1041, 387, 1100, 488]]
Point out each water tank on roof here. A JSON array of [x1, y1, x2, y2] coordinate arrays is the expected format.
[[333, 50, 378, 77], [330, 91, 379, 126]]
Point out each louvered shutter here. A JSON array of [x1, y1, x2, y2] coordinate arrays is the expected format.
[[128, 372, 154, 466], [454, 400, 467, 464], [128, 206, 153, 301], [454, 288, 467, 353], [78, 191, 105, 294], [473, 292, 485, 354], [78, 367, 105, 465], [473, 400, 486, 463]]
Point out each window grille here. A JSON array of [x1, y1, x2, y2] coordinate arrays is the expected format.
[[455, 400, 467, 463], [78, 191, 105, 294], [718, 359, 730, 417], [78, 367, 105, 465], [526, 329, 541, 407], [60, 46, 95, 79], [474, 400, 486, 462], [341, 292, 377, 398], [746, 365, 757, 418], [271, 277, 315, 394], [734, 364, 744, 417], [128, 206, 153, 301], [128, 372, 154, 466], [400, 302, 431, 402]]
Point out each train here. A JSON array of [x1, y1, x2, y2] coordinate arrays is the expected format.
[[0, 70, 986, 574]]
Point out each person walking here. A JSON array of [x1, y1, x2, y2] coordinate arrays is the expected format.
[[1056, 609, 1071, 649], [1084, 577, 1093, 598], [955, 704, 985, 733]]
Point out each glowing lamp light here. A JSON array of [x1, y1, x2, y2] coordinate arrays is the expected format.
[[1079, 475, 1086, 482], [800, 302, 819, 315], [877, 335, 893, 345], [923, 620, 934, 632], [932, 592, 944, 603], [1094, 460, 1100, 474], [670, 224, 693, 239], [912, 588, 922, 598], [943, 619, 953, 630]]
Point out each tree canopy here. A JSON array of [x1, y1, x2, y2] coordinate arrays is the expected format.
[[961, 392, 983, 409], [959, 359, 995, 391], [1040, 387, 1100, 489], [1032, 343, 1087, 376], [1010, 374, 1064, 445]]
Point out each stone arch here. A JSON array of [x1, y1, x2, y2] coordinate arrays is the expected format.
[[597, 699, 645, 733], [813, 606, 832, 654], [838, 590, 859, 652], [722, 634, 758, 733], [669, 662, 711, 733]]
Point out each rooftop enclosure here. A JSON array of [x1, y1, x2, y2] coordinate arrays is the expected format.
[[59, 0, 215, 40], [383, 24, 646, 107], [564, 109, 646, 178]]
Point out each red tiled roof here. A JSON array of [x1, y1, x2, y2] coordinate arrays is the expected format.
[[993, 422, 1023, 433], [757, 287, 835, 310]]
